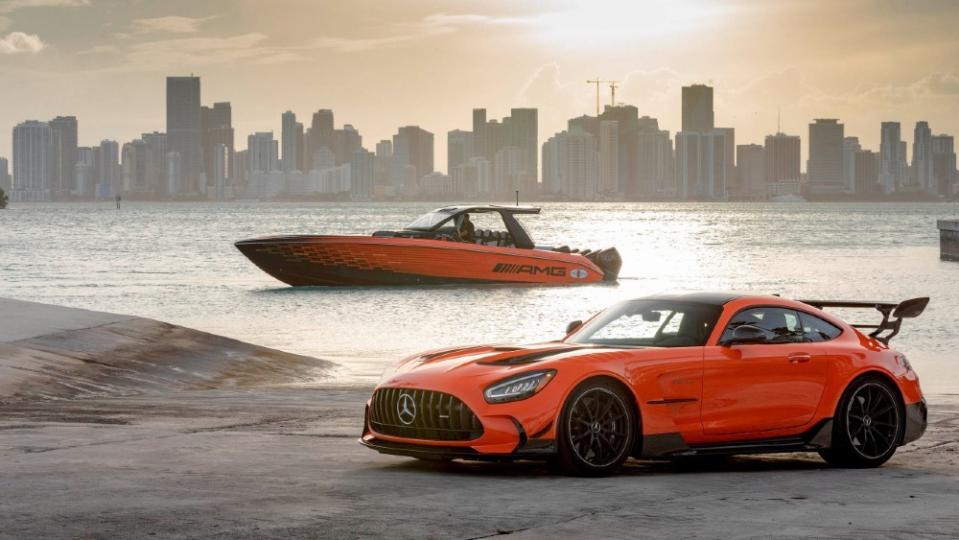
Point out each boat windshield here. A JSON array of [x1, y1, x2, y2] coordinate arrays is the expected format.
[[406, 208, 456, 230], [566, 300, 722, 348]]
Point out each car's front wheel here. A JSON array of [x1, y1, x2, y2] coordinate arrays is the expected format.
[[820, 376, 903, 468], [555, 379, 636, 476]]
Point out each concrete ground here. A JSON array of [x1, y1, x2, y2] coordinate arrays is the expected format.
[[2, 298, 958, 539], [2, 388, 958, 539]]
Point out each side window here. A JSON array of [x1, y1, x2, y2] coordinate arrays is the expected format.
[[720, 307, 804, 344], [798, 312, 843, 342]]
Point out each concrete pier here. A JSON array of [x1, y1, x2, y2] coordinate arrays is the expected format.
[[938, 219, 959, 261]]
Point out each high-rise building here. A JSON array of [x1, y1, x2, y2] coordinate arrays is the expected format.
[[0, 157, 10, 193], [447, 130, 473, 174], [461, 108, 537, 195], [842, 137, 861, 194], [333, 124, 362, 166], [675, 130, 730, 200], [736, 144, 766, 200], [350, 148, 374, 201], [166, 76, 202, 195], [879, 122, 906, 194], [374, 139, 392, 188], [912, 121, 934, 194], [12, 120, 56, 201], [854, 150, 879, 195], [74, 148, 97, 199], [931, 135, 956, 197], [764, 132, 801, 196], [97, 140, 120, 199], [281, 111, 300, 172], [807, 119, 845, 194], [247, 132, 279, 173], [542, 127, 599, 200], [391, 126, 433, 194], [201, 102, 233, 190], [308, 109, 335, 166], [598, 120, 619, 195], [682, 84, 714, 132], [49, 116, 77, 195], [633, 118, 673, 199], [211, 143, 228, 200]]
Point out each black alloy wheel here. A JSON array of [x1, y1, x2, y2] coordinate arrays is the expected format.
[[820, 376, 903, 468], [556, 380, 636, 476]]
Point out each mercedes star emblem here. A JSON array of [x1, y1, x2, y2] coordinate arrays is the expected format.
[[397, 393, 417, 425]]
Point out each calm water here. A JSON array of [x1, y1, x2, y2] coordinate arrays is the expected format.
[[2, 201, 958, 393]]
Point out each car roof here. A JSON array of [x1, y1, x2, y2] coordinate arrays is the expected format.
[[636, 291, 751, 306]]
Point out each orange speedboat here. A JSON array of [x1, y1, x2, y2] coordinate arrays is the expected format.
[[235, 205, 622, 286]]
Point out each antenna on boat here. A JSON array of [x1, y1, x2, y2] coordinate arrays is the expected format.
[[515, 190, 519, 206]]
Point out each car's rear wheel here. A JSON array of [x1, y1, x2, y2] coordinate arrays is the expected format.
[[819, 376, 903, 468], [555, 379, 636, 476]]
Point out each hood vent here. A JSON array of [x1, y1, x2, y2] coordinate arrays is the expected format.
[[477, 346, 586, 366]]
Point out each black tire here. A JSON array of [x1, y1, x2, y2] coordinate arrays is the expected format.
[[555, 379, 637, 476], [819, 375, 904, 468]]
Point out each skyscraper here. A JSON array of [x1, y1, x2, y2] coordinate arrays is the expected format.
[[807, 119, 844, 194], [391, 125, 433, 193], [879, 122, 906, 194], [97, 140, 120, 199], [854, 150, 879, 195], [202, 102, 233, 191], [308, 109, 334, 167], [74, 148, 97, 199], [166, 76, 202, 195], [447, 130, 473, 174], [281, 111, 300, 172], [842, 137, 861, 194], [736, 144, 766, 200], [12, 120, 56, 201], [764, 132, 801, 196], [350, 148, 375, 201], [681, 84, 714, 132], [675, 130, 730, 200], [598, 120, 619, 195], [49, 116, 77, 195], [912, 121, 934, 194], [0, 157, 10, 193], [247, 132, 279, 173], [931, 135, 956, 197]]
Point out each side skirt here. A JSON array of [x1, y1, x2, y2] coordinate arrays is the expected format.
[[640, 419, 834, 458]]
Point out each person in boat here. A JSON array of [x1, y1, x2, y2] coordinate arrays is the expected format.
[[458, 213, 476, 243]]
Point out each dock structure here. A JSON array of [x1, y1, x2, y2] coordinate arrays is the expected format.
[[939, 220, 959, 261]]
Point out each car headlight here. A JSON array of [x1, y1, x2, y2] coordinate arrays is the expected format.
[[484, 370, 556, 404]]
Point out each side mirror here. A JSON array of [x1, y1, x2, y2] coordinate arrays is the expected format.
[[565, 320, 583, 335], [721, 324, 768, 346]]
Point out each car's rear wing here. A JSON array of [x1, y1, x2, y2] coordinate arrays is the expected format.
[[799, 297, 929, 345]]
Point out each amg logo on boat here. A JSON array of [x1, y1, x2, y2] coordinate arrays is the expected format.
[[492, 263, 566, 276]]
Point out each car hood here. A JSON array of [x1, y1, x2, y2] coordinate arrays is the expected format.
[[380, 342, 631, 388]]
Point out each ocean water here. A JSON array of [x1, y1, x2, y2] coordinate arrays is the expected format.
[[2, 201, 958, 393]]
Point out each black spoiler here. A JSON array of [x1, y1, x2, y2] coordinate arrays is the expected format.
[[799, 297, 929, 345]]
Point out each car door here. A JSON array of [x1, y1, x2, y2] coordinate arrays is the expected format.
[[701, 307, 830, 436]]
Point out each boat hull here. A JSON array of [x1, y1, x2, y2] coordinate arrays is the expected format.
[[235, 235, 610, 286]]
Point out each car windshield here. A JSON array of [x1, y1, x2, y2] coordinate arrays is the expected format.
[[406, 208, 456, 230], [566, 300, 722, 348]]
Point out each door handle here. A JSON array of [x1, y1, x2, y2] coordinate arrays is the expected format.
[[788, 353, 812, 364]]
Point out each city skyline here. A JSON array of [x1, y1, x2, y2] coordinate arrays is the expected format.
[[2, 1, 959, 166], [4, 74, 958, 202]]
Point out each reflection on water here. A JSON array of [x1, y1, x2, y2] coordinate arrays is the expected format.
[[2, 201, 958, 392]]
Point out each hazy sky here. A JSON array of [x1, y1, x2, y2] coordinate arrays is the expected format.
[[2, 0, 959, 171]]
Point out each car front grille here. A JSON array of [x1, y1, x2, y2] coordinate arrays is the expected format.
[[370, 388, 483, 441]]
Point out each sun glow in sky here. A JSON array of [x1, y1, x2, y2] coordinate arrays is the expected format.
[[1, 0, 959, 168]]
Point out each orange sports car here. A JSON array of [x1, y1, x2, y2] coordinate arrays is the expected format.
[[360, 292, 929, 475]]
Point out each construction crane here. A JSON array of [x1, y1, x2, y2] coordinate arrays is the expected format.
[[586, 78, 618, 116], [609, 81, 619, 108]]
